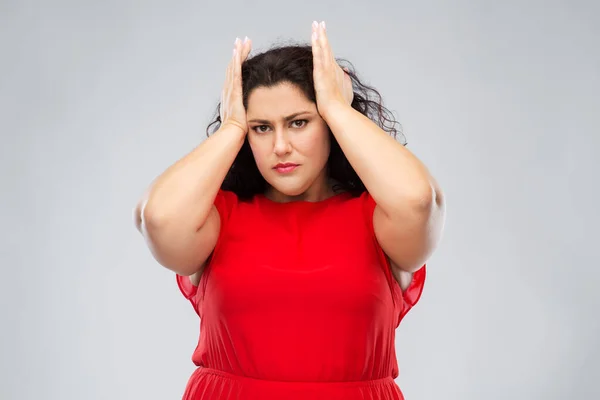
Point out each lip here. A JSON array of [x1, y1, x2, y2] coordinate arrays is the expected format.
[[273, 163, 299, 173]]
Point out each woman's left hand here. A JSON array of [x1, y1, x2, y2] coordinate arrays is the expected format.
[[311, 21, 354, 119]]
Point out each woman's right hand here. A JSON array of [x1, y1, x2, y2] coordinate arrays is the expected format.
[[220, 36, 252, 134]]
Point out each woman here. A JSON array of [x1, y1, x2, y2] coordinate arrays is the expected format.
[[135, 21, 445, 400]]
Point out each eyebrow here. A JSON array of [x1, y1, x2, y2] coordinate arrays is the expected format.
[[247, 111, 313, 124]]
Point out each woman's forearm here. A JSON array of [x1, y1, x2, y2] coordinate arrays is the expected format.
[[139, 123, 246, 230], [322, 103, 442, 217]]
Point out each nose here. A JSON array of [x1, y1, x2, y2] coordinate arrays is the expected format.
[[272, 128, 292, 156]]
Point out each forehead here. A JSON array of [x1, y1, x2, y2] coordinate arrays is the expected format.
[[246, 82, 314, 117]]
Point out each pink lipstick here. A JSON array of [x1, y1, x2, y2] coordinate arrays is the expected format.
[[274, 163, 299, 173]]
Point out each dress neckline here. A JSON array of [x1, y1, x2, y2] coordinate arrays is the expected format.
[[255, 191, 352, 207]]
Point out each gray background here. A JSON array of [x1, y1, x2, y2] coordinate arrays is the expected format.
[[1, 0, 598, 399]]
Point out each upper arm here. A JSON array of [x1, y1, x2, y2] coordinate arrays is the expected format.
[[140, 204, 221, 277], [373, 200, 445, 273]]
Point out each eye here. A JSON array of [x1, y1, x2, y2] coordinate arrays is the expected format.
[[251, 120, 308, 134], [253, 125, 270, 133], [291, 119, 308, 128]]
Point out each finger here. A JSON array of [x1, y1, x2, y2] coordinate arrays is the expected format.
[[225, 47, 233, 83], [225, 37, 238, 85], [318, 21, 333, 67], [312, 20, 319, 37], [226, 42, 236, 89], [311, 21, 323, 70], [241, 36, 252, 61], [223, 39, 239, 110], [221, 43, 236, 119], [233, 38, 242, 89]]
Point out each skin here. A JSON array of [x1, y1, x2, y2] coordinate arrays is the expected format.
[[310, 21, 445, 281], [245, 81, 415, 290], [246, 82, 334, 203], [136, 22, 445, 292]]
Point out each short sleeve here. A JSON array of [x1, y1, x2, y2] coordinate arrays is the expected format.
[[360, 191, 427, 326], [176, 274, 199, 313], [212, 188, 238, 228], [175, 189, 238, 315], [398, 264, 426, 324]]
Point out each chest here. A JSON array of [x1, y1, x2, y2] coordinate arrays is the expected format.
[[220, 204, 379, 273], [202, 205, 393, 317]]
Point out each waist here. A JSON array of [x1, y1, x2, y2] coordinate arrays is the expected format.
[[184, 367, 404, 400]]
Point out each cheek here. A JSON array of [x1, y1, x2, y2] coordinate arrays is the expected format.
[[248, 139, 269, 168], [300, 131, 330, 162]]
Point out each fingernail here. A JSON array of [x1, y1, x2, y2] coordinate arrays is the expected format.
[[243, 36, 249, 43], [312, 21, 318, 30], [234, 37, 240, 45], [320, 21, 326, 30]]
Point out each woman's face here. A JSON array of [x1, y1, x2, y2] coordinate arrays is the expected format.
[[246, 82, 331, 202]]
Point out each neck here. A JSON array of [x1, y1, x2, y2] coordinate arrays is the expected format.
[[265, 178, 338, 203]]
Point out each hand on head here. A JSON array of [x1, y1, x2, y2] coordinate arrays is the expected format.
[[311, 21, 354, 117], [220, 36, 252, 134], [219, 22, 354, 134]]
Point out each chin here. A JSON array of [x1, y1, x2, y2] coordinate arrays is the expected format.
[[272, 184, 308, 197], [265, 179, 311, 197]]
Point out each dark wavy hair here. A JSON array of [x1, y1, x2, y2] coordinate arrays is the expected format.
[[206, 42, 406, 200]]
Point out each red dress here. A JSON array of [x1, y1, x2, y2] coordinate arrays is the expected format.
[[176, 190, 426, 399]]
